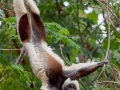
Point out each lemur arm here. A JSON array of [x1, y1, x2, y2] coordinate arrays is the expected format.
[[14, 0, 45, 64], [63, 60, 108, 79], [13, 0, 31, 64]]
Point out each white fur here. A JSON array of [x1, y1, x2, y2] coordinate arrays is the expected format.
[[63, 62, 99, 71], [13, 0, 27, 23], [24, 0, 40, 14], [41, 42, 65, 67], [14, 1, 65, 89], [23, 42, 49, 90], [62, 78, 80, 90], [14, 0, 83, 90], [23, 42, 66, 90], [13, 0, 28, 44]]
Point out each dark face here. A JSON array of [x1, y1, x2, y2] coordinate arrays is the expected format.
[[64, 83, 76, 90]]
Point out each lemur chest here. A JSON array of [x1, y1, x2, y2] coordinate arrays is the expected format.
[[32, 45, 48, 69], [30, 43, 62, 73], [29, 42, 63, 86]]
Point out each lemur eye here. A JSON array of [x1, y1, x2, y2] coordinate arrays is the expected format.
[[68, 84, 76, 89], [70, 84, 74, 88], [64, 84, 76, 90]]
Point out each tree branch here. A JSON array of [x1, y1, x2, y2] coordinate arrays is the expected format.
[[76, 0, 83, 43], [97, 81, 120, 85], [108, 7, 120, 22], [97, 0, 120, 22], [55, 0, 61, 18], [104, 0, 110, 60], [0, 49, 20, 51], [85, 21, 104, 42], [0, 0, 12, 11], [82, 0, 106, 10], [59, 44, 69, 66]]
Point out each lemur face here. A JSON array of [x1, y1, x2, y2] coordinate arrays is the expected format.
[[64, 83, 76, 90], [62, 78, 80, 90]]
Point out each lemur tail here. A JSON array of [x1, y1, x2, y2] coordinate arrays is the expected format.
[[13, 0, 46, 43]]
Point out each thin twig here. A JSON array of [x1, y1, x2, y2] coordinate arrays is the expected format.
[[96, 64, 106, 81], [0, 0, 7, 8], [82, 0, 105, 10], [55, 0, 61, 18], [97, 0, 120, 22], [79, 79, 88, 90], [109, 19, 120, 34], [0, 72, 13, 82], [96, 64, 119, 89], [85, 21, 104, 42], [84, 0, 120, 22], [0, 0, 12, 11], [101, 78, 117, 90], [77, 0, 83, 43], [83, 0, 120, 35], [59, 44, 69, 66], [91, 37, 107, 61], [109, 7, 120, 22], [0, 49, 20, 51], [0, 77, 5, 82], [98, 81, 120, 85], [0, 7, 12, 11], [59, 44, 65, 60]]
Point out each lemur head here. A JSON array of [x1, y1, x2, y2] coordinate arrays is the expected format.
[[62, 78, 79, 90]]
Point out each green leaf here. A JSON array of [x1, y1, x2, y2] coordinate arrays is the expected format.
[[94, 8, 102, 14], [87, 11, 98, 24], [79, 10, 87, 18], [58, 28, 70, 36], [11, 64, 24, 71], [0, 63, 3, 73], [116, 38, 120, 42], [3, 17, 16, 23]]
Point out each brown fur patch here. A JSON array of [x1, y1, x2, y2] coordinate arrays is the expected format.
[[31, 13, 46, 40], [19, 14, 31, 42], [45, 53, 64, 86], [69, 65, 101, 79]]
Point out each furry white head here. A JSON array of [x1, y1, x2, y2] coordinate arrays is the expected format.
[[62, 78, 80, 90]]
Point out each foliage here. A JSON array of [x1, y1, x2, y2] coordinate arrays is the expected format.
[[0, 0, 120, 90]]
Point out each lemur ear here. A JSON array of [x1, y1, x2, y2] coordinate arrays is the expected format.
[[64, 61, 107, 80]]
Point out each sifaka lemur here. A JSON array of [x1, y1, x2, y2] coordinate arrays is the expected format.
[[13, 0, 107, 90]]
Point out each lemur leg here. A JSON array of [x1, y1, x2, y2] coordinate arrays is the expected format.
[[24, 0, 40, 14], [24, 0, 46, 41], [15, 47, 26, 64], [13, 0, 27, 24], [14, 0, 28, 64]]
